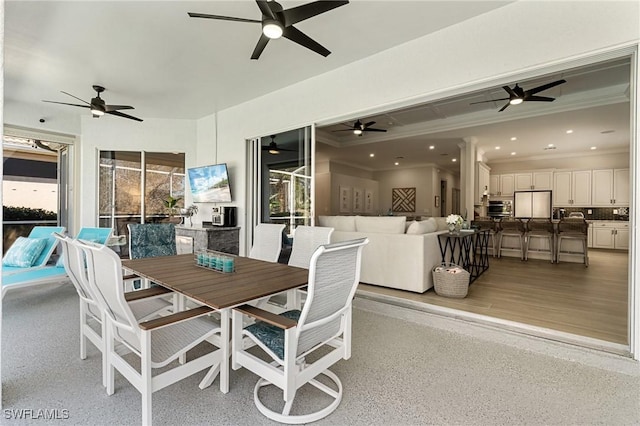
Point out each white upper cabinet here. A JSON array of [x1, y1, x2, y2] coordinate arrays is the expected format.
[[553, 170, 591, 206], [514, 171, 553, 191], [592, 169, 629, 206], [489, 173, 514, 197]]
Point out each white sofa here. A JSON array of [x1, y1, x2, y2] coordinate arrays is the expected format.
[[318, 215, 449, 293]]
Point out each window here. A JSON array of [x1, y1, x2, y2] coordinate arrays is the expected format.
[[98, 151, 185, 257]]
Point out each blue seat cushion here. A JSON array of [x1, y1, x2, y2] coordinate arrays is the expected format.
[[2, 237, 48, 268], [244, 310, 301, 360]]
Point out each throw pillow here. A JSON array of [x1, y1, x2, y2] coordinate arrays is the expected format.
[[2, 237, 48, 268], [406, 218, 438, 234]]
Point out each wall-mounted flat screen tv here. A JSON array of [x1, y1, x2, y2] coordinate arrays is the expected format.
[[187, 163, 232, 203]]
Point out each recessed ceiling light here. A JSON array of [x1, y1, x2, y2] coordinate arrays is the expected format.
[[495, 146, 501, 150], [452, 158, 457, 162], [566, 129, 573, 134], [548, 143, 554, 147], [590, 146, 597, 150], [429, 145, 435, 150], [510, 137, 517, 141], [394, 162, 399, 166], [511, 152, 516, 156], [369, 153, 375, 157]]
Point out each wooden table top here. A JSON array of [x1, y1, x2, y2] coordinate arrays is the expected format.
[[122, 254, 309, 309]]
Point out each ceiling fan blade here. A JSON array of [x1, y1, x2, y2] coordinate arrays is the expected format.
[[107, 110, 143, 122], [283, 25, 330, 57], [498, 102, 510, 112], [61, 91, 91, 105], [187, 12, 260, 23], [42, 100, 90, 109], [525, 95, 555, 102], [332, 129, 356, 132], [105, 105, 135, 112], [469, 98, 509, 105], [363, 128, 387, 133], [526, 79, 566, 95], [255, 0, 276, 19], [502, 86, 517, 98], [251, 34, 270, 60], [364, 121, 376, 127], [281, 1, 349, 27]]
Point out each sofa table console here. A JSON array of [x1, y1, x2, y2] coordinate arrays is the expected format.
[[438, 230, 490, 284]]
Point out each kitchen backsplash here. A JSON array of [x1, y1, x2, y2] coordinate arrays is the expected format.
[[554, 206, 630, 220]]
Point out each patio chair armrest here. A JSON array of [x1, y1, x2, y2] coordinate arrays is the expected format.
[[124, 286, 172, 302], [138, 306, 214, 331], [234, 304, 298, 329]]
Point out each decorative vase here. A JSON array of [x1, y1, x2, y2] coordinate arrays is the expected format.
[[454, 223, 462, 234], [448, 223, 457, 234]]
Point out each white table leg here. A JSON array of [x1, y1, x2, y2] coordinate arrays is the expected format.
[[220, 308, 230, 393]]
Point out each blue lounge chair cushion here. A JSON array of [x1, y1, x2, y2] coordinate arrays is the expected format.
[[2, 237, 48, 268], [2, 266, 68, 287], [244, 310, 301, 360], [28, 226, 66, 267]]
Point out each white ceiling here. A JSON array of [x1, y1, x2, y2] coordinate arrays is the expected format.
[[4, 0, 511, 121], [315, 57, 631, 171]]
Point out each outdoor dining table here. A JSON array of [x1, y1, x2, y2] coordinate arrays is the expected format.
[[122, 253, 309, 393]]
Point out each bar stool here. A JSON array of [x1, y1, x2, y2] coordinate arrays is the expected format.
[[472, 217, 498, 257], [524, 219, 555, 263], [556, 218, 589, 267], [497, 218, 526, 260]]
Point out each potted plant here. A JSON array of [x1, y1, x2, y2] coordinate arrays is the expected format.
[[163, 196, 182, 222]]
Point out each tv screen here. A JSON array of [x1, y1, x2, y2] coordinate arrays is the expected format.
[[187, 163, 232, 203]]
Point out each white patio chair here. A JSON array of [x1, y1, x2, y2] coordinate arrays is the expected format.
[[286, 225, 334, 309], [231, 237, 369, 424], [54, 233, 174, 388], [248, 223, 286, 263], [78, 241, 223, 426]]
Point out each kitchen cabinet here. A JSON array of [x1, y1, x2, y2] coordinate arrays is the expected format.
[[592, 169, 629, 206], [475, 162, 491, 205], [489, 173, 514, 197], [591, 221, 629, 250], [553, 170, 591, 206], [514, 171, 553, 191]]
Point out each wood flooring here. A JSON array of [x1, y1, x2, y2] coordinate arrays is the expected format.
[[358, 249, 629, 345]]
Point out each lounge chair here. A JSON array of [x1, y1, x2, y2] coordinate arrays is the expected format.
[[2, 226, 65, 275], [1, 227, 111, 299]]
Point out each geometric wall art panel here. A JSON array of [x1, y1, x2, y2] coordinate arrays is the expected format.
[[391, 187, 416, 212]]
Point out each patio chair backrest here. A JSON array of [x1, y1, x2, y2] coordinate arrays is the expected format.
[[248, 223, 286, 263], [287, 225, 334, 269], [127, 223, 177, 259], [81, 241, 140, 347], [295, 238, 368, 357], [77, 227, 113, 244], [54, 233, 95, 304], [26, 226, 66, 267]]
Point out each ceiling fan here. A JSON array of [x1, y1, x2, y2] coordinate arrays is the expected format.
[[470, 79, 567, 112], [188, 0, 349, 60], [262, 135, 296, 154], [42, 85, 143, 122], [334, 119, 388, 136]]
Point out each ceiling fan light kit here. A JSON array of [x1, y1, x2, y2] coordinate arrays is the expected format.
[[42, 85, 143, 122], [189, 0, 349, 60], [470, 79, 567, 112]]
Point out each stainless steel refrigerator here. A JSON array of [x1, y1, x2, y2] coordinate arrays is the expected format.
[[514, 190, 552, 219]]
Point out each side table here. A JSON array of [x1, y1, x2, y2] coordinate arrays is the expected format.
[[437, 230, 490, 284]]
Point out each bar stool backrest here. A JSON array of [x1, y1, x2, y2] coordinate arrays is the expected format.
[[558, 218, 588, 235], [498, 218, 526, 233], [472, 217, 497, 232], [526, 219, 554, 233]]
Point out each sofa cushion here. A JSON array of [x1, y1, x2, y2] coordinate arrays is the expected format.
[[355, 216, 406, 234], [317, 215, 356, 232], [406, 218, 438, 234]]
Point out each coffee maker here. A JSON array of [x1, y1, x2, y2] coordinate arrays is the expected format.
[[211, 206, 237, 227]]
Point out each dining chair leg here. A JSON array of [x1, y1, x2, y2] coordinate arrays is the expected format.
[[141, 331, 153, 426], [105, 322, 115, 396], [79, 302, 88, 360]]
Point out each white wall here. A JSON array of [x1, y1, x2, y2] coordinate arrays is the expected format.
[[77, 116, 197, 234], [374, 166, 434, 216]]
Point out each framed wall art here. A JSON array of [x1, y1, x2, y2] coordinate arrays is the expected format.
[[353, 187, 364, 213], [392, 187, 416, 213], [339, 185, 352, 213]]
